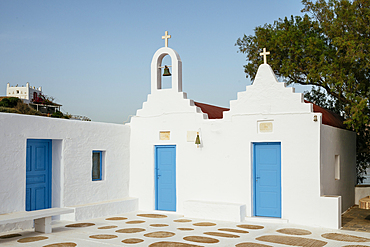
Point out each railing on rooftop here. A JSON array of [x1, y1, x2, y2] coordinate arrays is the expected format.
[[70, 115, 91, 121]]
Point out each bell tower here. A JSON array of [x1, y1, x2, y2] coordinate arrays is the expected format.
[[135, 31, 206, 118], [151, 31, 183, 94]]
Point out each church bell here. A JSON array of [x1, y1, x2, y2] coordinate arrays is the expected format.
[[195, 132, 201, 145], [163, 65, 171, 76]]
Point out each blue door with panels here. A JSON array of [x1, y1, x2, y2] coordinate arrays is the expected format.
[[253, 142, 281, 218], [155, 145, 176, 211], [26, 139, 52, 211]]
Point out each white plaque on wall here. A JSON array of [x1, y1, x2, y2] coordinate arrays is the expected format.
[[258, 121, 273, 133], [159, 131, 170, 140]]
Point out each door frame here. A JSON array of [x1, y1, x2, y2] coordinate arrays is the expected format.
[[154, 145, 176, 211], [252, 142, 281, 217]]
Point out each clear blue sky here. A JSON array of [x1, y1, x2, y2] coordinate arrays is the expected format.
[[0, 0, 308, 124]]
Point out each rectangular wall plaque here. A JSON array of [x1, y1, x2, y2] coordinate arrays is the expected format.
[[159, 131, 170, 140], [258, 121, 273, 133]]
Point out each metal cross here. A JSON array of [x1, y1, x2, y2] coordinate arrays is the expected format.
[[162, 31, 171, 47], [259, 48, 270, 64]]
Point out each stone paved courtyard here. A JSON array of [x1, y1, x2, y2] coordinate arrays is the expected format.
[[342, 205, 370, 232], [1, 211, 370, 246]]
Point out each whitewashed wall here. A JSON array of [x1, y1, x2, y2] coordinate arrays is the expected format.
[[320, 125, 356, 211], [129, 50, 356, 229], [0, 113, 134, 232]]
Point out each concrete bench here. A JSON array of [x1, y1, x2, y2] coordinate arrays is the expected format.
[[0, 207, 74, 233], [184, 200, 246, 222]]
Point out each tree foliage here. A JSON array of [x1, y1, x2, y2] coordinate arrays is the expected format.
[[0, 97, 21, 108], [236, 0, 370, 182], [51, 111, 64, 118], [0, 96, 70, 119]]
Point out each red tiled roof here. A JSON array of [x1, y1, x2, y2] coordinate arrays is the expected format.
[[194, 100, 346, 129], [304, 100, 346, 129], [194, 101, 229, 119]]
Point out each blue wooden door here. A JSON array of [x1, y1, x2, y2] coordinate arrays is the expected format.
[[253, 142, 281, 218], [155, 145, 176, 211], [26, 139, 52, 211]]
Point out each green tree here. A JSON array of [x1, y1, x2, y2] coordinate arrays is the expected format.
[[0, 97, 21, 108], [236, 0, 370, 182]]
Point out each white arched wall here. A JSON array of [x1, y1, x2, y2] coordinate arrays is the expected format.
[[151, 47, 182, 93]]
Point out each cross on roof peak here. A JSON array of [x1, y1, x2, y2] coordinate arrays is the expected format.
[[162, 31, 171, 47], [259, 48, 270, 64]]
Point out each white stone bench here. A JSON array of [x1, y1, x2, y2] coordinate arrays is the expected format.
[[184, 200, 246, 222], [0, 208, 74, 233], [61, 197, 138, 221]]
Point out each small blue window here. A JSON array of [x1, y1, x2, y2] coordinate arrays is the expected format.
[[92, 151, 103, 181]]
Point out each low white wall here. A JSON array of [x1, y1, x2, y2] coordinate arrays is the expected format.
[[62, 197, 138, 221], [320, 124, 356, 212], [0, 113, 131, 232], [184, 200, 246, 222], [355, 186, 370, 204]]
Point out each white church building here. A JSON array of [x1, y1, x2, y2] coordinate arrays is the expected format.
[[0, 32, 356, 233]]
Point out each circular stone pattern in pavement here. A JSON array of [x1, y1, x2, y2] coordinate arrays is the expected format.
[[122, 238, 145, 244], [204, 232, 240, 238], [193, 222, 216, 226], [126, 220, 146, 224], [144, 231, 176, 238], [235, 242, 272, 247], [149, 242, 203, 247], [89, 234, 118, 239], [322, 233, 370, 242], [174, 219, 192, 223], [0, 233, 22, 239], [137, 213, 167, 218], [237, 224, 264, 230], [65, 223, 95, 227], [150, 224, 169, 227], [116, 228, 146, 233], [98, 225, 118, 229], [183, 236, 219, 244], [43, 243, 77, 247], [218, 228, 249, 234], [178, 228, 194, 231], [17, 236, 48, 243], [105, 216, 127, 221], [277, 228, 312, 235]]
